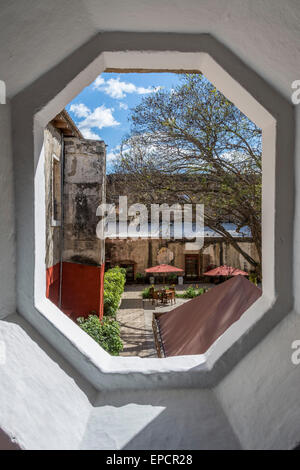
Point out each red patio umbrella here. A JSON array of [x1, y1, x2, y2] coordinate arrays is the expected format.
[[145, 264, 184, 284], [203, 265, 248, 277]]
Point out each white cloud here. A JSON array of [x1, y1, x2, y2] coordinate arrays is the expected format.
[[70, 104, 120, 140], [106, 145, 121, 164], [79, 105, 120, 130], [94, 75, 162, 99], [107, 151, 117, 162], [119, 102, 128, 110], [69, 102, 120, 140], [94, 76, 105, 88], [69, 103, 90, 118], [81, 128, 101, 140]]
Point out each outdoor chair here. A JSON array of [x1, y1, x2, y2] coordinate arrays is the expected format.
[[150, 287, 160, 305], [169, 286, 176, 298], [169, 289, 176, 305], [157, 289, 165, 304], [166, 289, 176, 305], [161, 289, 176, 305]]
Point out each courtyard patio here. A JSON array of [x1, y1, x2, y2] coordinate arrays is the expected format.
[[117, 283, 212, 357]]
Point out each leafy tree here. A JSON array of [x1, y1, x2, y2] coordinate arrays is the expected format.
[[115, 74, 262, 274]]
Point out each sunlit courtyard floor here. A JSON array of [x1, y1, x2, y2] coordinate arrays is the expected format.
[[117, 285, 157, 358], [117, 283, 214, 358]]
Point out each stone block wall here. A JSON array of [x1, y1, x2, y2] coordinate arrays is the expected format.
[[45, 130, 106, 320], [63, 137, 106, 266], [44, 123, 63, 271], [105, 237, 259, 280]]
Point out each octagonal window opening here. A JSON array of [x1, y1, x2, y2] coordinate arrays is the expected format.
[[31, 44, 286, 385], [36, 59, 269, 364]]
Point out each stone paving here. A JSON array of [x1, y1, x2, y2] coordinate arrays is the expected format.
[[117, 283, 213, 357], [117, 285, 157, 358]]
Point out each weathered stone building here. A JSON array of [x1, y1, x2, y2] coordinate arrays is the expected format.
[[105, 232, 258, 282], [45, 111, 258, 304], [105, 174, 260, 281], [45, 110, 106, 320]]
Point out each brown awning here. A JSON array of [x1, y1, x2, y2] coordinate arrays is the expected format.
[[156, 275, 262, 357]]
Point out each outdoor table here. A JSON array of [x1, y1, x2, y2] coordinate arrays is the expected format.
[[162, 289, 176, 305]]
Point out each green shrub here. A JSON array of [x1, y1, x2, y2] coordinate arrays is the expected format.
[[103, 266, 126, 317], [249, 272, 258, 286], [77, 315, 123, 356], [142, 286, 151, 299], [176, 286, 206, 299], [136, 272, 146, 283], [167, 273, 177, 282]]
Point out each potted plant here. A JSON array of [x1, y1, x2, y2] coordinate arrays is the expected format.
[[135, 272, 145, 284]]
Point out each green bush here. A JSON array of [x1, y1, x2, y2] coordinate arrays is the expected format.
[[103, 266, 126, 317], [249, 272, 258, 286], [142, 286, 151, 299], [176, 286, 206, 299], [77, 315, 123, 356], [136, 272, 146, 283]]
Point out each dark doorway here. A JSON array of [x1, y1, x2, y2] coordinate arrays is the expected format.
[[185, 254, 199, 280], [120, 262, 135, 283]]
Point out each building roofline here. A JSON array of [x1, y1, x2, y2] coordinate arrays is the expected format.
[[51, 109, 83, 139]]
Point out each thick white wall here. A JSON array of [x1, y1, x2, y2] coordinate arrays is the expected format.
[[0, 103, 15, 319], [0, 312, 241, 450], [294, 105, 300, 313], [0, 0, 300, 450], [82, 389, 240, 450], [0, 314, 95, 450], [1, 0, 298, 103], [215, 311, 300, 450], [10, 31, 292, 394]]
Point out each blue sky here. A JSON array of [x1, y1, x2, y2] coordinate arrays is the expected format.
[[66, 72, 182, 173]]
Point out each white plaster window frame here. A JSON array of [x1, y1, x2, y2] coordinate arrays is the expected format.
[[50, 153, 61, 228], [12, 33, 294, 391]]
